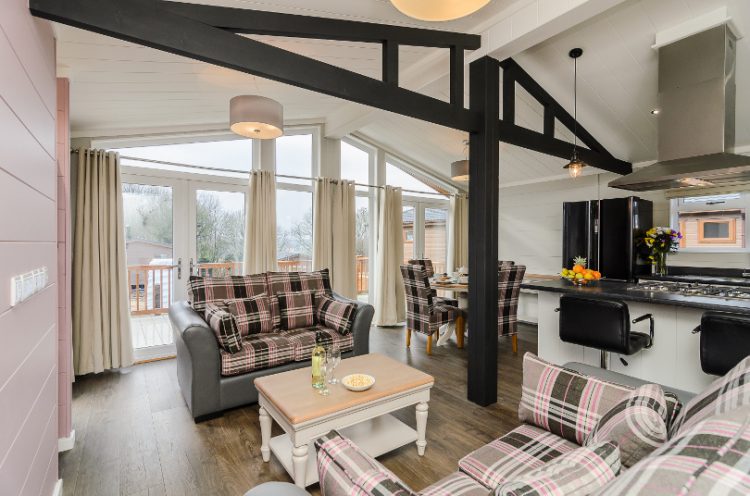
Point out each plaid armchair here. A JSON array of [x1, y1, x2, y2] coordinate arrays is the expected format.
[[401, 264, 464, 355], [408, 258, 459, 307], [498, 263, 526, 353]]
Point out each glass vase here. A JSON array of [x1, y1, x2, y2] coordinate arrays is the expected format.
[[652, 252, 668, 277]]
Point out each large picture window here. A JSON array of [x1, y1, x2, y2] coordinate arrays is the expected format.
[[672, 193, 748, 251]]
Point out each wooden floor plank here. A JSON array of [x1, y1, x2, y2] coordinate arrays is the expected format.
[[61, 323, 537, 495]]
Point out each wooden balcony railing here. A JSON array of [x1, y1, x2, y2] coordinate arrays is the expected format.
[[127, 257, 371, 314]]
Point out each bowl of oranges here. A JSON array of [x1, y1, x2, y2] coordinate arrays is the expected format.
[[561, 257, 602, 286]]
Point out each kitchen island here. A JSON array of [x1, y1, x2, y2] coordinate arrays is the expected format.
[[521, 279, 750, 393]]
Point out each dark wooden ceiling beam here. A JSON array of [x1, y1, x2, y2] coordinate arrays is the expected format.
[[162, 1, 481, 49], [30, 0, 480, 133]]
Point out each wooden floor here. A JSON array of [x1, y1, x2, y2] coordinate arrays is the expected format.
[[60, 324, 538, 496]]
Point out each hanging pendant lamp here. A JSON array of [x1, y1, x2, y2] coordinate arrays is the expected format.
[[390, 0, 490, 21], [563, 48, 587, 179], [229, 95, 284, 139], [451, 139, 470, 181]]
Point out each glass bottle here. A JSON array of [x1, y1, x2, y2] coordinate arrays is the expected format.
[[311, 332, 326, 389]]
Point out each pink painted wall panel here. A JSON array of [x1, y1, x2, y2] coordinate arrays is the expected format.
[[0, 0, 59, 494]]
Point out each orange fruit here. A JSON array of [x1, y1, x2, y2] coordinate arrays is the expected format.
[[573, 264, 584, 273], [593, 271, 601, 279]]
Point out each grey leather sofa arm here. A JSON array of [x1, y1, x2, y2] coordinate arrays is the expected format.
[[170, 301, 222, 420], [332, 292, 373, 356]]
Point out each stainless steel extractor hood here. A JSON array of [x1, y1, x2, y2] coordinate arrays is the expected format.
[[610, 25, 750, 191]]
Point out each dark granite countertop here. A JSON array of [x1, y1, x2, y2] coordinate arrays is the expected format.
[[641, 274, 750, 288], [521, 279, 750, 315]]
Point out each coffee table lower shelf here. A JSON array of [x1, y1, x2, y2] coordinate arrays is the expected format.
[[269, 414, 418, 487]]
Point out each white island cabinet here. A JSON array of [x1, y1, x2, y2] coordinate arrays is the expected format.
[[536, 290, 718, 393]]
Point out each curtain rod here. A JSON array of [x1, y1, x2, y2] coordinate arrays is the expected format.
[[72, 149, 452, 197]]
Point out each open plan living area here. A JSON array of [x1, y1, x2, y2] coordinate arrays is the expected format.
[[4, 0, 750, 495]]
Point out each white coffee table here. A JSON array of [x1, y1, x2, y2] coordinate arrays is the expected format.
[[254, 353, 434, 488]]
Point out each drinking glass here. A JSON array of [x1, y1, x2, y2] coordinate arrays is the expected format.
[[327, 345, 341, 384], [318, 361, 330, 396]]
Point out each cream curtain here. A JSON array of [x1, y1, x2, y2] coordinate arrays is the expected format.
[[313, 178, 357, 298], [448, 193, 469, 273], [243, 170, 278, 273], [373, 186, 405, 326], [72, 149, 133, 375]]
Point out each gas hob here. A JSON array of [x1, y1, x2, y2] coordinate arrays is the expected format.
[[630, 281, 750, 300]]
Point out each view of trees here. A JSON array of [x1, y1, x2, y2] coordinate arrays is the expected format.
[[195, 191, 244, 263]]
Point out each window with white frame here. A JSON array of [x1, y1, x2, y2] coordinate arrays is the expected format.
[[671, 192, 748, 251]]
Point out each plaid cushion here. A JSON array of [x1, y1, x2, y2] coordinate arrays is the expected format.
[[585, 383, 669, 467], [598, 406, 750, 495], [498, 264, 525, 337], [280, 326, 354, 361], [408, 259, 435, 278], [496, 442, 620, 496], [266, 269, 332, 297], [269, 294, 282, 330], [204, 303, 243, 354], [277, 290, 317, 330], [224, 294, 274, 335], [459, 424, 578, 489], [315, 430, 414, 496], [670, 355, 750, 437], [219, 333, 294, 376], [519, 353, 681, 445], [420, 472, 490, 496], [317, 294, 356, 336], [187, 273, 267, 313]]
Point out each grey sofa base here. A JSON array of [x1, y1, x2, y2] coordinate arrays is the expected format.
[[170, 293, 373, 422]]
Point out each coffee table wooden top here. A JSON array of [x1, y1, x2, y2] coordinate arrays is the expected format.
[[254, 353, 434, 425]]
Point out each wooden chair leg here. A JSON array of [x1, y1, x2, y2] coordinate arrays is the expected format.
[[426, 333, 432, 355], [456, 316, 465, 349], [406, 329, 412, 348], [512, 334, 518, 354]]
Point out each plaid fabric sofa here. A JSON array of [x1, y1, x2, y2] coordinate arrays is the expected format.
[[169, 270, 374, 422]]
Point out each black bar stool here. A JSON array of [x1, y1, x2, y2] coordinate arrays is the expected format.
[[557, 295, 654, 369], [692, 311, 750, 376]]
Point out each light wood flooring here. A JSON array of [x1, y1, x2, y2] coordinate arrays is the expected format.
[[60, 324, 538, 496]]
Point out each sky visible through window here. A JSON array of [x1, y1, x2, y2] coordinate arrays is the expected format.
[[113, 138, 253, 172], [386, 161, 441, 197]]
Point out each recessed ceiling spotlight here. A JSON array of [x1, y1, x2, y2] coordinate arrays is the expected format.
[[650, 109, 660, 115]]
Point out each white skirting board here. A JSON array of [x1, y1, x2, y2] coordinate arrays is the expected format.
[[58, 430, 75, 452], [269, 414, 418, 487], [52, 479, 63, 496]]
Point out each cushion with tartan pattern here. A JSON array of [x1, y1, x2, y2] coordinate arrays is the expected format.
[[597, 405, 750, 495], [496, 441, 620, 496], [277, 290, 317, 330], [670, 355, 750, 437], [204, 303, 243, 354], [519, 353, 682, 445], [280, 326, 354, 361], [584, 383, 669, 467], [187, 273, 267, 313], [219, 333, 294, 376], [266, 269, 332, 297], [315, 430, 414, 496], [317, 294, 356, 336], [224, 294, 274, 335]]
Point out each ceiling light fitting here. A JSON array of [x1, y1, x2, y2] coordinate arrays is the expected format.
[[564, 48, 588, 179], [451, 139, 470, 181], [390, 0, 490, 21], [230, 95, 284, 139]]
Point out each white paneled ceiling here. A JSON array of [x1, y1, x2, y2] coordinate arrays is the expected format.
[[57, 0, 750, 186]]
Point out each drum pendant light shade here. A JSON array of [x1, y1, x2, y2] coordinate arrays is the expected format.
[[451, 159, 469, 181], [390, 0, 490, 21], [230, 95, 284, 139]]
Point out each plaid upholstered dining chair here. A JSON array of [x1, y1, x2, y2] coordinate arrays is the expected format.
[[498, 262, 526, 353], [400, 264, 465, 355], [408, 258, 459, 307]]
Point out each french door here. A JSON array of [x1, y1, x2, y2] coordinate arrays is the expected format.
[[401, 200, 449, 275], [122, 170, 246, 360]]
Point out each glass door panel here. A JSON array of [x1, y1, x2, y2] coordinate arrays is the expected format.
[[424, 207, 448, 275], [355, 196, 369, 301], [276, 189, 313, 271], [402, 205, 416, 262], [122, 182, 176, 354], [195, 189, 246, 276]]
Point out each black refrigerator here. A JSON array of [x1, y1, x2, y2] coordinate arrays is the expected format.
[[562, 196, 653, 282]]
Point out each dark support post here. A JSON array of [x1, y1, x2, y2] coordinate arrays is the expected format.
[[467, 56, 500, 406], [450, 45, 464, 107], [383, 40, 399, 85], [543, 106, 554, 136], [502, 66, 515, 124]]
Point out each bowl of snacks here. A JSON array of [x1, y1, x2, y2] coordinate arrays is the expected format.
[[561, 256, 601, 286], [341, 374, 375, 392]]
